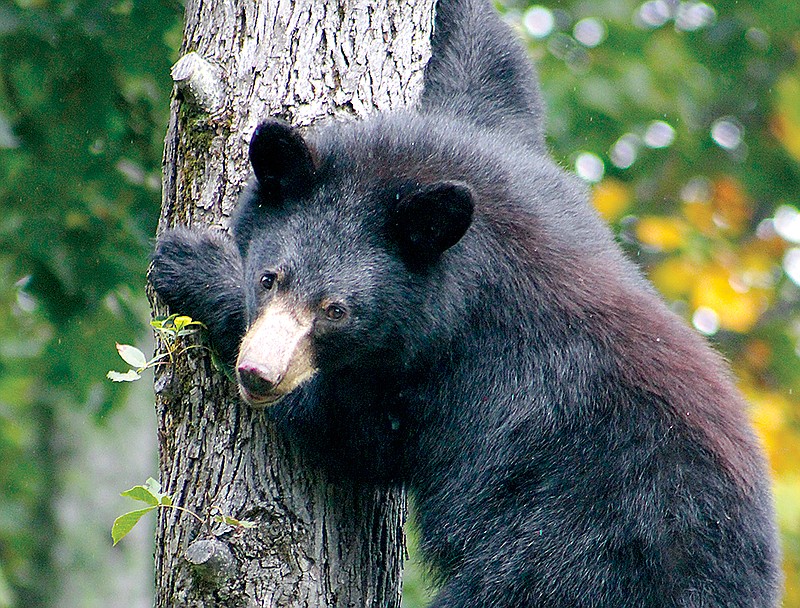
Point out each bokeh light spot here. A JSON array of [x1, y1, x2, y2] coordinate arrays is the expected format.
[[783, 248, 800, 287], [692, 306, 720, 336], [746, 27, 770, 51], [644, 120, 676, 148], [773, 205, 800, 244], [575, 152, 605, 182], [636, 0, 671, 28], [675, 2, 716, 31], [573, 18, 606, 47], [680, 176, 711, 204], [610, 133, 640, 169], [524, 6, 554, 39], [711, 117, 743, 150]]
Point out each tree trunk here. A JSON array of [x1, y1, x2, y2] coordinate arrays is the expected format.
[[151, 1, 434, 606]]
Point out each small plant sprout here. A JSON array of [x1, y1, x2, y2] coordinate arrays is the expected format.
[[107, 314, 206, 382], [112, 477, 255, 546]]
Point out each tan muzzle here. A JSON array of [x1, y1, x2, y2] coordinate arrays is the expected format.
[[235, 301, 317, 408]]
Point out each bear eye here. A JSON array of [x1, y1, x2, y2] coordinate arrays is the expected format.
[[260, 272, 277, 291], [324, 303, 348, 322]]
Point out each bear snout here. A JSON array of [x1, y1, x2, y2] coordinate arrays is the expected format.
[[237, 363, 284, 406], [235, 300, 318, 408]]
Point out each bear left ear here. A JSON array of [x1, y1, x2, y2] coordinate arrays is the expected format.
[[391, 181, 474, 263], [249, 119, 315, 198]]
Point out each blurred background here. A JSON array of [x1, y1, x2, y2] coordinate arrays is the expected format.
[[0, 0, 797, 606]]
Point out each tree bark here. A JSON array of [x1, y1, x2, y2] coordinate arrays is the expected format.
[[151, 1, 434, 606]]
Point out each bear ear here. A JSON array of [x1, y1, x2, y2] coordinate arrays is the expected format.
[[249, 119, 315, 198], [392, 181, 474, 264]]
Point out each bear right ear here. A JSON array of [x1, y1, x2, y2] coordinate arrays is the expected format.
[[249, 119, 315, 198], [391, 181, 474, 265]]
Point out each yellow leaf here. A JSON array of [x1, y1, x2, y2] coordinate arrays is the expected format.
[[742, 339, 773, 372], [712, 176, 752, 234], [740, 387, 800, 478], [772, 112, 800, 162], [746, 389, 787, 437], [772, 73, 800, 162], [592, 179, 632, 221], [649, 257, 698, 300], [738, 243, 781, 291], [690, 266, 766, 333], [636, 216, 688, 251], [682, 201, 715, 234]]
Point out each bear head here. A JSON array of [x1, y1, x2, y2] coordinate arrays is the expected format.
[[231, 119, 475, 408]]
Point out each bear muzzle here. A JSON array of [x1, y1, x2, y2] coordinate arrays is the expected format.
[[236, 302, 317, 408], [237, 364, 285, 406]]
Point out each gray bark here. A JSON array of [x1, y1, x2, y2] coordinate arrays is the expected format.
[[151, 0, 435, 606]]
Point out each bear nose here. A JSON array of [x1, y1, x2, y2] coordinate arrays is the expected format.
[[237, 364, 283, 402]]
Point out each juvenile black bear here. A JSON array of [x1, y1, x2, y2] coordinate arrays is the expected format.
[[150, 0, 782, 605]]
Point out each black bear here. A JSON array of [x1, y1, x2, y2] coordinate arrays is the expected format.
[[150, 0, 782, 606]]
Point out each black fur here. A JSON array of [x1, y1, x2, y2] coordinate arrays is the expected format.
[[150, 227, 245, 366], [421, 0, 546, 150], [248, 119, 316, 198], [391, 181, 475, 264], [150, 0, 782, 606]]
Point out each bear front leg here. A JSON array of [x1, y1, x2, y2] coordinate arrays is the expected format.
[[150, 227, 246, 368]]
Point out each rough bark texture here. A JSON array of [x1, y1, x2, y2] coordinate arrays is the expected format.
[[151, 1, 435, 606]]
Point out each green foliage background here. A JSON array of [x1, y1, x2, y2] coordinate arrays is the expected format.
[[0, 1, 180, 605], [0, 0, 797, 606]]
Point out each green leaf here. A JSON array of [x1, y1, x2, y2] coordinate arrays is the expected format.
[[213, 514, 257, 529], [142, 477, 176, 506], [175, 327, 203, 338], [175, 316, 205, 337], [120, 484, 159, 506], [144, 477, 162, 495], [150, 317, 168, 330], [211, 350, 235, 382], [115, 343, 148, 368], [153, 327, 177, 341], [106, 369, 142, 382], [151, 315, 178, 339], [173, 315, 193, 331], [111, 506, 157, 545]]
